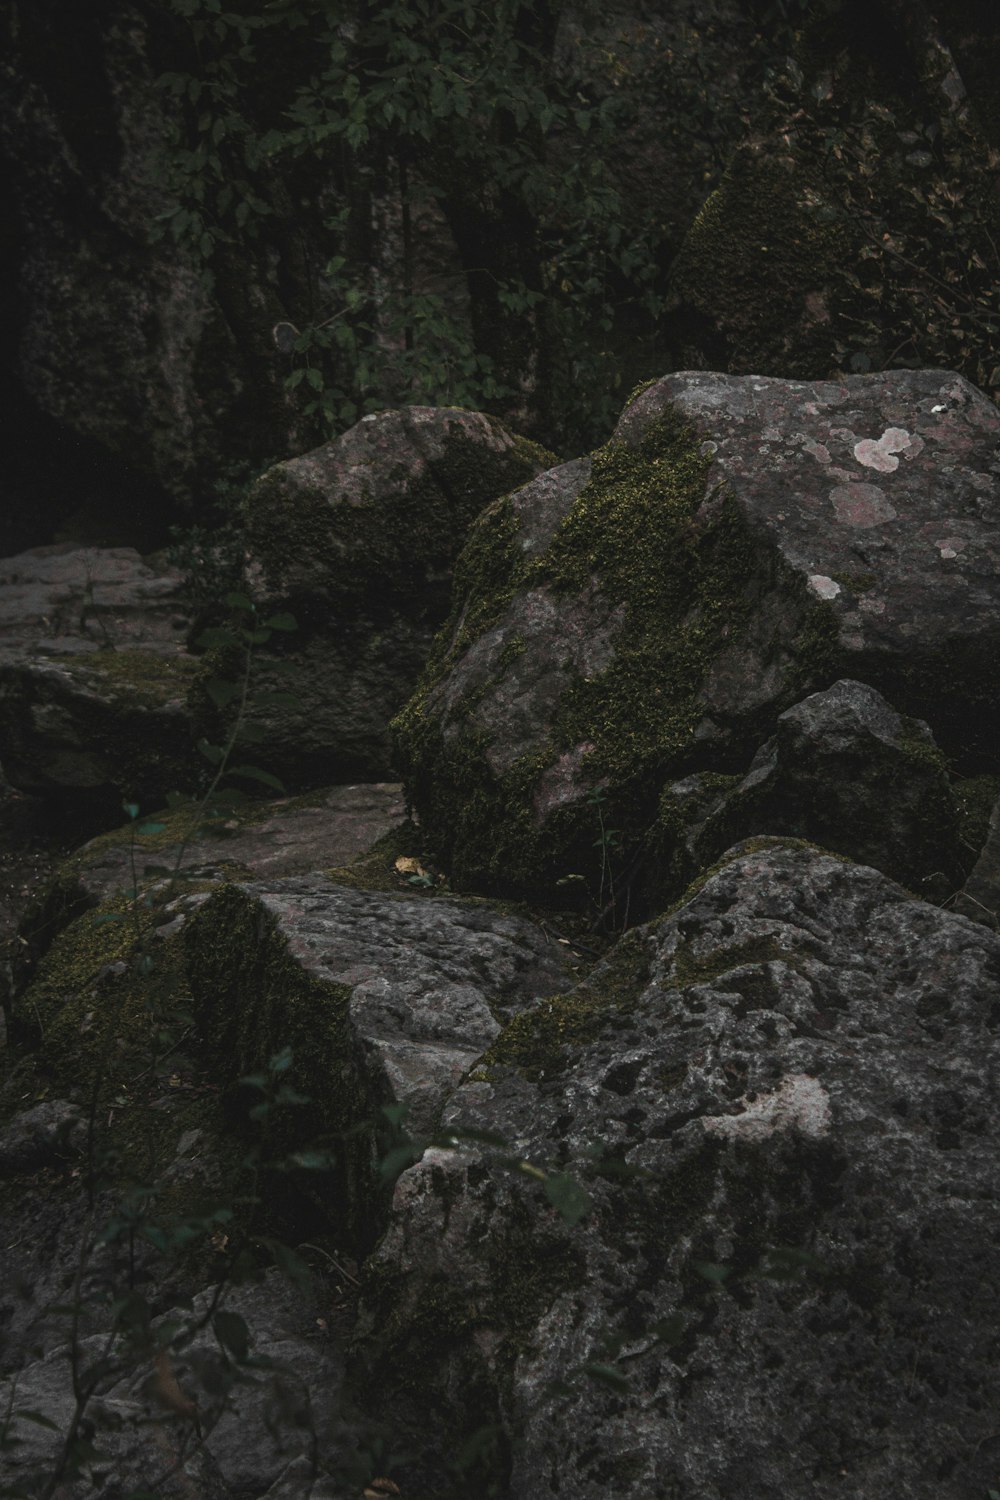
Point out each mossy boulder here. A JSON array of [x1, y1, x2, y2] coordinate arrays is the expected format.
[[242, 406, 555, 617], [392, 368, 1000, 911], [229, 406, 555, 783]]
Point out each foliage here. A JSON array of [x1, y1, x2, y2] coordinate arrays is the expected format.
[[148, 0, 682, 452], [756, 7, 1000, 399]]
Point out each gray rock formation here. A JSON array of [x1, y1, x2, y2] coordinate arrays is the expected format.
[[0, 544, 199, 813], [394, 369, 1000, 906], [356, 840, 1000, 1500]]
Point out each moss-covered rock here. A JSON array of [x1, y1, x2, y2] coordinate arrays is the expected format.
[[392, 369, 1000, 914], [242, 406, 555, 619]]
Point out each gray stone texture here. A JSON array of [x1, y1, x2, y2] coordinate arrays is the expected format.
[[358, 841, 1000, 1500]]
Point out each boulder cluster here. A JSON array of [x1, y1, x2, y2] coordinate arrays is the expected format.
[[2, 370, 999, 1499]]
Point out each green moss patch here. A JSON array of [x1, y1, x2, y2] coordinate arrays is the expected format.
[[481, 926, 654, 1082], [51, 649, 198, 707]]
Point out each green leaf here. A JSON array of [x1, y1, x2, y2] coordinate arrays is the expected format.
[[261, 612, 297, 631], [288, 1149, 336, 1170], [214, 1309, 250, 1362], [123, 801, 141, 821], [694, 1261, 732, 1287], [228, 764, 285, 791], [269, 1046, 294, 1073], [137, 821, 166, 835], [583, 1361, 630, 1392], [543, 1171, 592, 1227], [275, 1084, 310, 1106], [93, 912, 127, 925], [196, 626, 239, 649], [225, 591, 255, 612], [206, 677, 242, 710], [379, 1143, 422, 1180], [197, 738, 226, 766]]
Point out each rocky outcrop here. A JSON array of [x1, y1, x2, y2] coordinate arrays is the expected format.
[[393, 368, 1000, 907], [356, 840, 1000, 1499], [2, 365, 999, 1500], [0, 3, 312, 533]]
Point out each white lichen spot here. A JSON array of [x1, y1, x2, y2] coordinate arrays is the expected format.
[[935, 536, 966, 559], [808, 575, 841, 600], [853, 428, 915, 472], [700, 440, 719, 456], [830, 483, 897, 527], [931, 403, 947, 413], [802, 438, 831, 463], [858, 596, 886, 615], [703, 1073, 831, 1143]]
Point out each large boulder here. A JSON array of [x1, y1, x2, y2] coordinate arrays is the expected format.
[[230, 407, 555, 782], [355, 839, 1000, 1499], [393, 368, 1000, 906]]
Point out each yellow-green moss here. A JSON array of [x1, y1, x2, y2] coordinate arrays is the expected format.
[[480, 926, 654, 1081], [50, 649, 198, 708]]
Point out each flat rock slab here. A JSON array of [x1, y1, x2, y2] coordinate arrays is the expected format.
[[0, 545, 199, 803], [0, 543, 192, 654], [65, 782, 408, 906], [358, 840, 1000, 1499]]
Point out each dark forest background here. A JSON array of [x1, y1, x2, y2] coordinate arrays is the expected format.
[[2, 0, 999, 553]]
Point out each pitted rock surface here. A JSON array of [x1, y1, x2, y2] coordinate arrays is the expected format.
[[358, 841, 1000, 1499], [186, 875, 572, 1144]]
